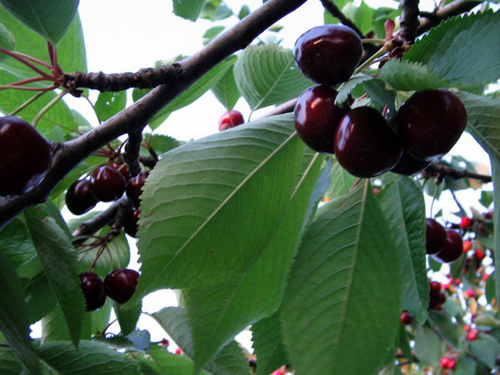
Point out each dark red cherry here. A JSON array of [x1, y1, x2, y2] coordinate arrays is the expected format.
[[219, 110, 244, 131], [66, 179, 98, 215], [391, 149, 431, 176], [124, 209, 140, 238], [334, 107, 402, 178], [294, 85, 348, 153], [104, 268, 140, 304], [89, 165, 126, 202], [110, 163, 131, 181], [400, 311, 413, 325], [126, 171, 149, 208], [434, 229, 463, 263], [426, 218, 446, 255], [79, 271, 106, 311], [0, 116, 53, 196], [294, 24, 363, 85], [396, 89, 467, 161]]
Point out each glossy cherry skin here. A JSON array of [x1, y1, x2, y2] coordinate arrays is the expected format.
[[219, 110, 244, 131], [66, 179, 98, 215], [425, 218, 446, 255], [90, 165, 126, 202], [334, 107, 402, 178], [396, 89, 467, 161], [0, 116, 53, 196], [400, 311, 413, 325], [294, 85, 348, 153], [126, 171, 149, 208], [104, 268, 140, 304], [124, 209, 140, 238], [79, 271, 106, 311], [434, 229, 463, 263], [294, 24, 362, 85], [391, 149, 431, 176]]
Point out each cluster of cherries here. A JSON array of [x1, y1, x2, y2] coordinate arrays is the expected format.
[[428, 281, 447, 311], [292, 24, 468, 178], [65, 164, 149, 237], [79, 268, 139, 311], [426, 218, 463, 264]]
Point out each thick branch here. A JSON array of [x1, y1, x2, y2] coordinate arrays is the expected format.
[[417, 1, 479, 34], [398, 0, 420, 44], [0, 0, 308, 229]]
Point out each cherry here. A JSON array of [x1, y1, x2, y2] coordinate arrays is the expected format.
[[435, 229, 463, 263], [219, 110, 244, 131], [294, 24, 362, 85], [400, 311, 413, 325], [0, 116, 53, 196], [396, 89, 467, 161], [65, 179, 98, 215], [429, 281, 442, 292], [294, 85, 348, 153], [126, 171, 149, 208], [425, 218, 446, 255], [90, 165, 126, 202], [104, 268, 140, 304], [440, 357, 451, 369], [467, 329, 478, 341], [460, 216, 473, 229], [110, 163, 131, 181], [462, 240, 472, 252], [79, 271, 106, 311], [124, 209, 140, 238], [390, 149, 430, 176], [334, 107, 402, 178]]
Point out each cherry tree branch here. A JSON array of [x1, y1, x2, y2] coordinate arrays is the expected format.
[[0, 0, 308, 230], [397, 0, 420, 44], [417, 1, 479, 34]]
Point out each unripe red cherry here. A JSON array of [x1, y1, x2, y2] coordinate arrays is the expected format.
[[66, 179, 98, 215], [400, 311, 413, 325], [426, 218, 446, 255], [0, 116, 53, 196], [294, 24, 362, 85], [334, 107, 402, 178], [396, 89, 467, 161], [90, 165, 126, 202], [460, 216, 473, 229], [126, 171, 149, 208], [79, 271, 106, 311], [104, 268, 140, 304], [435, 229, 463, 263], [219, 110, 244, 131], [294, 85, 348, 153], [467, 329, 478, 341]]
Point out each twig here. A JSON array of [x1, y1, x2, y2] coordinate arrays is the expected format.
[[424, 164, 492, 184], [318, 0, 364, 37]]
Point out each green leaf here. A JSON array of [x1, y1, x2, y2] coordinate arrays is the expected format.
[[173, 0, 205, 21], [404, 10, 500, 88], [469, 334, 500, 368], [37, 340, 141, 374], [114, 301, 142, 336], [145, 346, 203, 375], [233, 44, 311, 111], [324, 158, 357, 200], [94, 91, 127, 123], [251, 313, 288, 375], [378, 177, 429, 322], [335, 74, 372, 105], [379, 59, 450, 91], [414, 324, 444, 365], [148, 57, 235, 129], [202, 26, 225, 45], [145, 133, 183, 155], [133, 114, 304, 297], [280, 181, 401, 375], [0, 0, 79, 43], [0, 346, 25, 375], [0, 250, 41, 374], [211, 64, 241, 111], [183, 151, 323, 368], [341, 1, 375, 35], [24, 273, 57, 324], [0, 23, 15, 62], [24, 206, 86, 347], [428, 310, 460, 347], [203, 340, 249, 375]]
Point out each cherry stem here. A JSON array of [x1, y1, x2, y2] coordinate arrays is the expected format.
[[8, 91, 49, 116], [361, 38, 386, 44], [354, 45, 389, 74], [0, 47, 54, 79], [0, 84, 57, 92], [32, 90, 67, 127], [88, 244, 107, 272], [47, 41, 63, 77]]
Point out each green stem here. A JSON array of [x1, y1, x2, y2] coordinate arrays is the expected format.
[[354, 45, 390, 74], [361, 38, 386, 44], [8, 91, 48, 116], [32, 90, 66, 127]]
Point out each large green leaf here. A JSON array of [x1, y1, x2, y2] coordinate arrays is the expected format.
[[0, 22, 14, 62], [0, 346, 25, 374], [404, 10, 500, 89], [24, 206, 86, 347], [184, 152, 323, 369], [0, 0, 79, 43], [211, 64, 241, 111], [233, 44, 311, 111], [133, 114, 304, 298], [458, 92, 500, 304], [378, 177, 429, 322], [0, 250, 41, 374], [173, 0, 205, 21], [280, 181, 401, 375], [37, 340, 140, 374]]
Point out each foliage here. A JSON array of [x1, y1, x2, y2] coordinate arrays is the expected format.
[[0, 1, 499, 375]]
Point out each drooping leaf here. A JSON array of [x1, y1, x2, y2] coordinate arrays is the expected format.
[[379, 59, 450, 91], [114, 301, 142, 336], [133, 114, 304, 298], [233, 44, 311, 111], [378, 177, 429, 322], [404, 10, 500, 89], [24, 206, 86, 347], [0, 0, 79, 43], [280, 181, 401, 375], [37, 340, 141, 374], [211, 64, 241, 111], [0, 250, 41, 374], [173, 0, 205, 21], [184, 152, 323, 369]]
